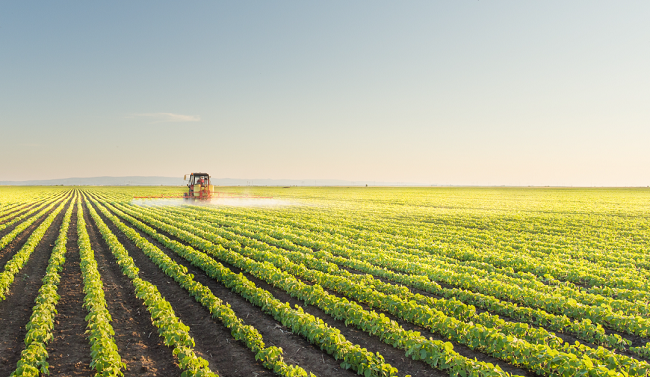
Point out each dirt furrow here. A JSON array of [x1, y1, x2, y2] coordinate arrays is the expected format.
[[119, 206, 460, 377], [82, 204, 181, 376], [100, 210, 359, 377], [0, 206, 59, 265], [46, 203, 93, 375], [0, 199, 69, 375], [151, 209, 537, 377], [0, 203, 37, 224], [90, 201, 276, 377], [221, 230, 537, 376]]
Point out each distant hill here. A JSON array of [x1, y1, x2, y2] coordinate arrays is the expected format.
[[211, 178, 425, 186], [0, 176, 184, 186], [0, 176, 426, 186]]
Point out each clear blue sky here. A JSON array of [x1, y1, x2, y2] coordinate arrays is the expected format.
[[1, 1, 648, 186]]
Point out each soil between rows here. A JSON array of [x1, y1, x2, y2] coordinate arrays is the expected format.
[[208, 211, 650, 305], [336, 259, 606, 349], [140, 207, 650, 369], [373, 256, 650, 348], [285, 270, 536, 377], [206, 217, 634, 361], [0, 198, 70, 375], [157, 209, 536, 376], [46, 201, 93, 375], [354, 266, 650, 359], [0, 202, 61, 266], [95, 203, 361, 377], [83, 203, 180, 376], [0, 202, 37, 224], [89, 200, 276, 377], [224, 215, 650, 360], [118, 204, 458, 377], [228, 241, 535, 376], [0, 196, 64, 233]]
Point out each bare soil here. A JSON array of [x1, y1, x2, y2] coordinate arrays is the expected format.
[[0, 199, 69, 375], [363, 251, 650, 349], [0, 203, 36, 224], [90, 201, 277, 377], [0, 205, 58, 265], [196, 220, 535, 376], [5, 195, 636, 376], [83, 204, 180, 376], [110, 205, 478, 377], [100, 213, 359, 377], [46, 202, 94, 376]]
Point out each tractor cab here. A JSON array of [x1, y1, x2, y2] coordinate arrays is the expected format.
[[184, 173, 214, 199]]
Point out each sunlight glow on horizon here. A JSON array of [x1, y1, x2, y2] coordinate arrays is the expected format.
[[1, 1, 648, 186]]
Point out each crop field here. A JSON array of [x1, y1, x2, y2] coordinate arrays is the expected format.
[[1, 186, 649, 377]]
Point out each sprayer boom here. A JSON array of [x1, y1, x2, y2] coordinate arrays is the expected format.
[[131, 172, 273, 200]]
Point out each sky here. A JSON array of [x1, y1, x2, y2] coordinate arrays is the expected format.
[[1, 1, 649, 186]]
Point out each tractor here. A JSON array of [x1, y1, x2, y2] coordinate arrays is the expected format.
[[132, 172, 272, 201], [184, 173, 215, 199]]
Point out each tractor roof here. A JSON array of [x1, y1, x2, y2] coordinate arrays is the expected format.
[[191, 173, 210, 177]]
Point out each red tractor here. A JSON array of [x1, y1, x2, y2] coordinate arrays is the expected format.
[[184, 173, 214, 199]]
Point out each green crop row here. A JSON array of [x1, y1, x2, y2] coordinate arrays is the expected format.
[[0, 196, 69, 301], [193, 199, 649, 292], [0, 200, 38, 222], [0, 192, 67, 225], [349, 238, 650, 317], [124, 203, 643, 377], [86, 188, 650, 376], [174, 204, 649, 316], [216, 207, 650, 315], [10, 193, 76, 376], [209, 200, 650, 293], [77, 198, 126, 376], [161, 204, 632, 352], [89, 197, 406, 377], [0, 192, 68, 231], [87, 197, 313, 377], [93, 199, 416, 377], [80, 196, 215, 377], [632, 344, 650, 360], [0, 201, 25, 215], [102, 199, 519, 377], [229, 214, 650, 338], [326, 215, 647, 290], [154, 204, 648, 376], [0, 196, 65, 251], [587, 286, 650, 307]]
